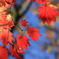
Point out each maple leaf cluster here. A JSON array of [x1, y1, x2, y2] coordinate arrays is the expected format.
[[28, 0, 59, 24], [0, 0, 41, 59], [0, 0, 59, 59]]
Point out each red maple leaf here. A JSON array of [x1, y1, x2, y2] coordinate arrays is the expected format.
[[38, 5, 59, 24], [26, 26, 41, 41], [19, 19, 28, 27], [10, 45, 22, 59], [0, 20, 14, 28], [16, 35, 30, 50], [0, 29, 14, 45], [0, 46, 8, 59]]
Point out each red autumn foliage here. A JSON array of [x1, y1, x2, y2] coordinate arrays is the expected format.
[[0, 0, 6, 6], [0, 29, 14, 45], [26, 26, 42, 41], [0, 0, 16, 6], [0, 0, 59, 59], [28, 0, 51, 4], [38, 5, 59, 24], [36, 0, 51, 4], [28, 0, 59, 24], [0, 46, 8, 59], [5, 0, 16, 4], [0, 0, 41, 59], [0, 20, 14, 28], [16, 35, 30, 50], [19, 19, 28, 27], [10, 45, 22, 59]]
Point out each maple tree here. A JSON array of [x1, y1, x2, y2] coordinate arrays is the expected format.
[[0, 0, 59, 59]]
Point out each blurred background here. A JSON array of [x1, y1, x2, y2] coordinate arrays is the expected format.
[[8, 0, 59, 59]]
